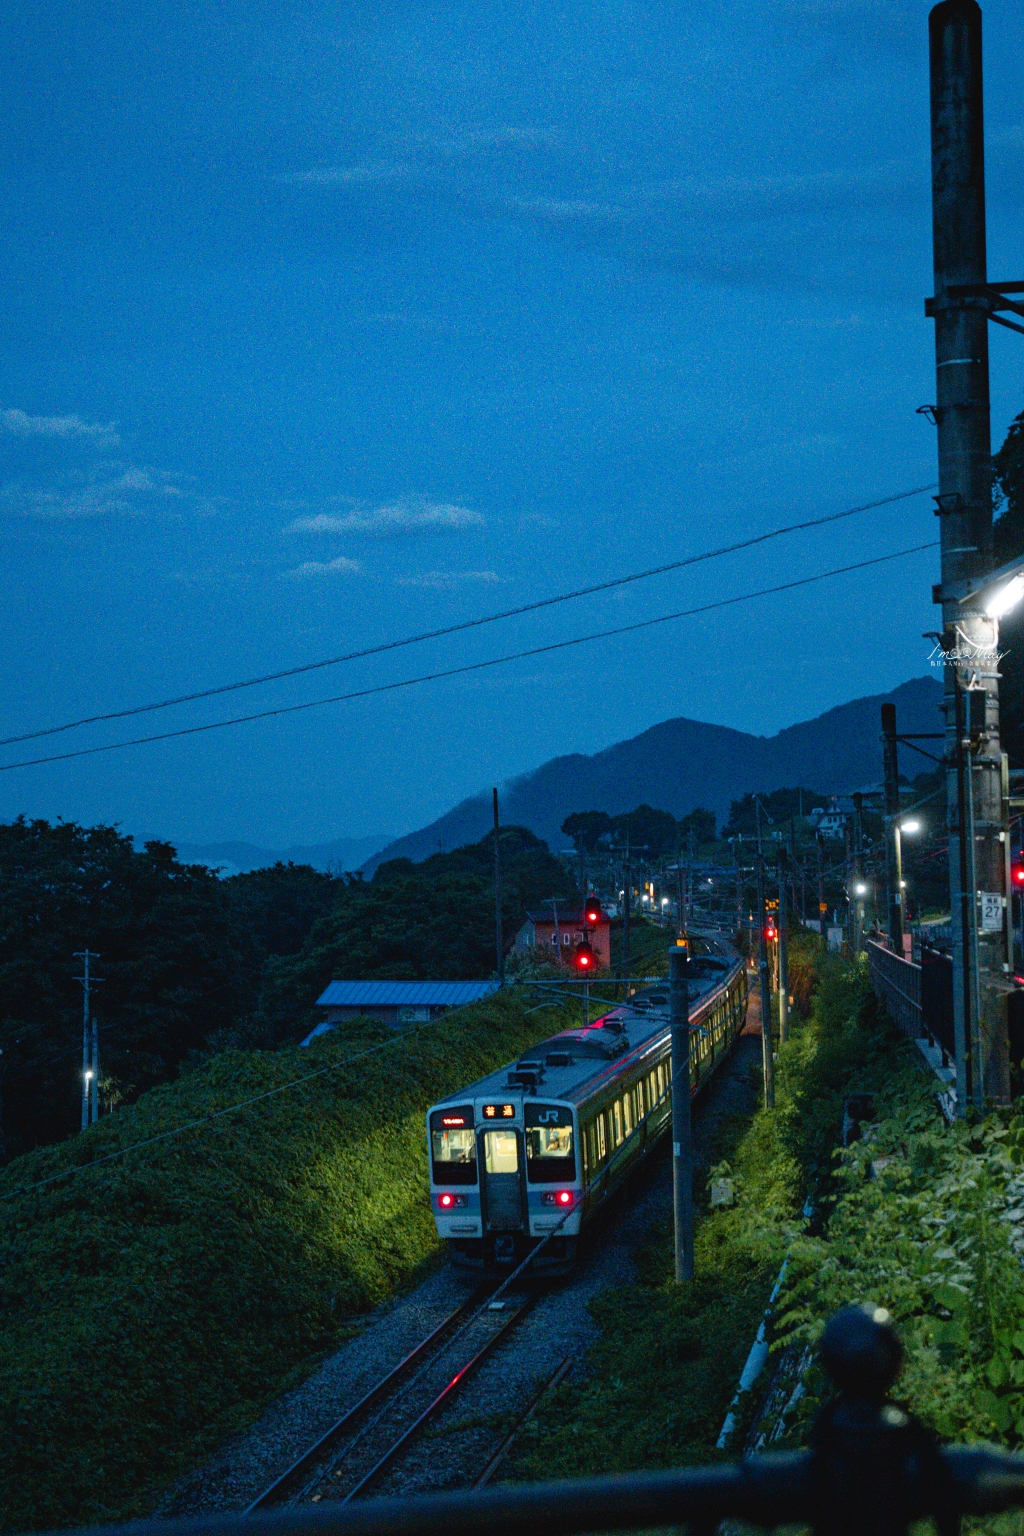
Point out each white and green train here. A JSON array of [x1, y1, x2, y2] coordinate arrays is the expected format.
[[426, 941, 748, 1276]]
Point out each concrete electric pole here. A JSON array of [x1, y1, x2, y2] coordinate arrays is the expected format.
[[492, 788, 503, 987], [669, 941, 693, 1282], [74, 949, 102, 1129], [777, 846, 789, 1045], [882, 703, 904, 951], [928, 0, 1015, 1105]]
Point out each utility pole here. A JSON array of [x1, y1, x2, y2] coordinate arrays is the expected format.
[[853, 792, 865, 953], [621, 849, 631, 987], [881, 703, 904, 950], [733, 838, 744, 952], [492, 788, 504, 987], [929, 0, 1011, 1105], [755, 802, 775, 1108], [74, 950, 103, 1129], [777, 846, 789, 1044], [816, 832, 825, 934], [669, 941, 693, 1282]]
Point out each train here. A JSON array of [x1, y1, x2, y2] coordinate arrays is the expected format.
[[426, 936, 749, 1276]]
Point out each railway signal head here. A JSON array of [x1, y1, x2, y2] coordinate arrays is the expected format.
[[584, 895, 602, 926], [574, 940, 595, 971], [1013, 860, 1024, 889]]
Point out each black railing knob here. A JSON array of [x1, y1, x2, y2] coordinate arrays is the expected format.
[[820, 1303, 903, 1401]]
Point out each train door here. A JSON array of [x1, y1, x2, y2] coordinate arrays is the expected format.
[[480, 1128, 524, 1233]]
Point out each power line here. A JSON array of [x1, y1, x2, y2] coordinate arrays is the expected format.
[[0, 484, 936, 750], [0, 540, 937, 774]]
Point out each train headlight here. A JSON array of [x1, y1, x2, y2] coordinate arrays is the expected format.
[[437, 1193, 468, 1209]]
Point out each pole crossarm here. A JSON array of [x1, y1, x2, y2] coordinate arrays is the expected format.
[[926, 281, 1024, 335]]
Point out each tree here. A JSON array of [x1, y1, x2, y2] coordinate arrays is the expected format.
[[723, 787, 827, 839], [224, 862, 342, 956], [252, 827, 579, 1046], [0, 819, 257, 1157], [678, 807, 716, 847], [560, 810, 613, 853], [609, 804, 679, 859]]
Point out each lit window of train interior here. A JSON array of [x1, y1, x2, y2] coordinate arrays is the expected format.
[[484, 1130, 519, 1174]]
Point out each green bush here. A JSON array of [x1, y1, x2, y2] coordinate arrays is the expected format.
[[510, 954, 913, 1478], [0, 989, 579, 1532]]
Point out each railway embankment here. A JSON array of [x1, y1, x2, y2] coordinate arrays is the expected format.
[[509, 948, 981, 1476], [0, 988, 582, 1534]]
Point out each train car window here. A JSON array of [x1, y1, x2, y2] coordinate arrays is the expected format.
[[429, 1112, 482, 1191], [611, 1099, 623, 1147], [484, 1129, 519, 1174], [622, 1091, 633, 1137], [597, 1114, 607, 1160]]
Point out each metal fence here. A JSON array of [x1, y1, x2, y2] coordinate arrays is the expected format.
[[867, 940, 955, 1062], [866, 940, 922, 1040], [42, 1310, 1024, 1536]]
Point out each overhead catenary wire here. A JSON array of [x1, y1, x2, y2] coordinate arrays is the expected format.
[[0, 484, 936, 750], [0, 540, 938, 774]]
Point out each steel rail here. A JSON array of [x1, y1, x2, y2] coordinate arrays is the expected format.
[[341, 1294, 539, 1503], [473, 1354, 573, 1488], [245, 1294, 490, 1512]]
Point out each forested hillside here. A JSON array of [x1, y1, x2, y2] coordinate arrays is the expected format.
[[0, 818, 576, 1158]]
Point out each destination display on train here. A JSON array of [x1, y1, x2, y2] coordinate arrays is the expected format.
[[482, 1103, 516, 1119], [430, 1105, 474, 1130]]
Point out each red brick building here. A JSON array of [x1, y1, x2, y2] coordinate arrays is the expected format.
[[512, 907, 612, 969]]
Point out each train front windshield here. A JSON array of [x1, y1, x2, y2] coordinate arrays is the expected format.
[[524, 1105, 575, 1182], [430, 1107, 477, 1185]]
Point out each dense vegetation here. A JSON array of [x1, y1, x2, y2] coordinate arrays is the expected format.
[[0, 986, 582, 1533], [0, 819, 258, 1158], [0, 819, 576, 1156], [510, 949, 916, 1476]]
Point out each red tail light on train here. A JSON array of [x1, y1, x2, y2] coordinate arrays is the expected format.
[[541, 1191, 574, 1207], [437, 1193, 468, 1209]]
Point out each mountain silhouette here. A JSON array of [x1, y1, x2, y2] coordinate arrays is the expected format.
[[362, 675, 942, 872]]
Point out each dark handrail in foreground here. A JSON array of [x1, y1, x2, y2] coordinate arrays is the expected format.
[[46, 1308, 1024, 1536], [51, 1447, 1024, 1536]]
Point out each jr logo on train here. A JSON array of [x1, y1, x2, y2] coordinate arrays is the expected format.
[[426, 942, 748, 1275]]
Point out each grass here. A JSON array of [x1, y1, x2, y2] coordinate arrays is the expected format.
[[0, 988, 581, 1532]]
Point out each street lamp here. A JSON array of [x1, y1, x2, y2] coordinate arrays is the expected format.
[[893, 820, 922, 954]]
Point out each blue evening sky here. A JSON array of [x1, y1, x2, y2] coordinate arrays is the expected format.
[[1, 2, 1021, 846]]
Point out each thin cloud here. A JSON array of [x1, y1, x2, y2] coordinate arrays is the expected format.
[[396, 569, 501, 590], [3, 465, 186, 520], [0, 408, 120, 446], [285, 498, 484, 537], [285, 555, 362, 579]]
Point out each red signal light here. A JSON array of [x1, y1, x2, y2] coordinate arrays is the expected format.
[[574, 940, 595, 971], [584, 896, 602, 926], [1013, 862, 1024, 887]]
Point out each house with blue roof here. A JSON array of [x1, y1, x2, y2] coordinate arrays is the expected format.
[[301, 979, 499, 1043]]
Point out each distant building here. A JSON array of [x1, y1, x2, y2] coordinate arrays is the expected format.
[[302, 980, 499, 1042], [513, 907, 612, 969], [809, 797, 855, 838]]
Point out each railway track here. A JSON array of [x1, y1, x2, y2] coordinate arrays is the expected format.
[[246, 1283, 553, 1507], [245, 1212, 577, 1509]]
